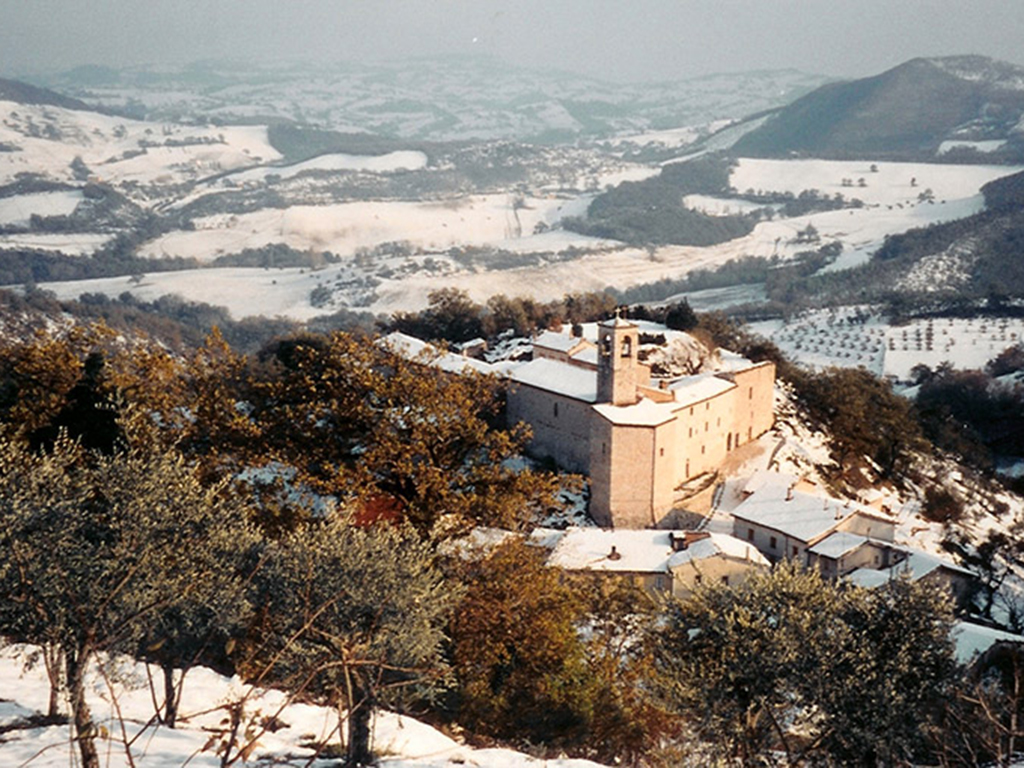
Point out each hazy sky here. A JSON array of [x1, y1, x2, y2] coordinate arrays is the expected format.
[[3, 0, 1024, 83]]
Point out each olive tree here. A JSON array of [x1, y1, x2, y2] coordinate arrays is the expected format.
[[249, 515, 455, 766], [0, 426, 257, 768]]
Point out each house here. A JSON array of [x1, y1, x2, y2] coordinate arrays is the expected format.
[[733, 474, 977, 605], [383, 314, 776, 529], [540, 526, 768, 597], [844, 545, 976, 608], [731, 485, 896, 565], [667, 530, 771, 599]]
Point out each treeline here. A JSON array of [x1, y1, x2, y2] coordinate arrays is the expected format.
[[211, 242, 341, 269], [388, 287, 620, 342], [563, 154, 757, 246], [1, 326, 1020, 767], [266, 123, 435, 164], [0, 287, 304, 354]]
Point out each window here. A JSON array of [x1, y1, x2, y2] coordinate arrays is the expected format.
[[690, 407, 694, 416], [770, 536, 777, 549], [706, 402, 710, 411], [792, 545, 798, 558], [694, 573, 702, 584], [701, 445, 705, 455], [716, 417, 721, 427], [748, 386, 753, 400], [553, 402, 559, 418], [688, 427, 693, 437], [747, 528, 754, 542], [601, 336, 611, 356], [602, 442, 606, 455], [685, 460, 690, 476], [659, 447, 664, 457], [621, 337, 632, 357], [704, 422, 709, 432], [721, 575, 729, 585]]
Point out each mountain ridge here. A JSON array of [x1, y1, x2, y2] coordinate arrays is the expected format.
[[731, 55, 1024, 160]]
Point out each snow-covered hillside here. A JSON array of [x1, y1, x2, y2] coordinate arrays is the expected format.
[[0, 645, 608, 768], [0, 100, 278, 188]]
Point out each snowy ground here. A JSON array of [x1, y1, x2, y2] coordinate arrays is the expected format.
[[0, 645, 609, 768]]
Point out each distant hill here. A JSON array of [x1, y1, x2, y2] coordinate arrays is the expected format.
[[0, 78, 90, 111], [732, 56, 1024, 161], [37, 57, 830, 143]]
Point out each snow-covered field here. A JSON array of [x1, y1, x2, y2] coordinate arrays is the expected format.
[[213, 150, 428, 187], [140, 194, 609, 263], [0, 232, 111, 255], [0, 190, 82, 226], [0, 645, 608, 768]]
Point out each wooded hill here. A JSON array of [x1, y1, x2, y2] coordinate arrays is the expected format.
[[732, 56, 1024, 161]]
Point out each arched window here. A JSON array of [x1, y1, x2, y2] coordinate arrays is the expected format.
[[601, 336, 612, 356], [621, 336, 632, 357]]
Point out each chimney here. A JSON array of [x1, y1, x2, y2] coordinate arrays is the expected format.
[[608, 545, 622, 561]]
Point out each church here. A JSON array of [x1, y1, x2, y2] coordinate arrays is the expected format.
[[504, 315, 775, 528]]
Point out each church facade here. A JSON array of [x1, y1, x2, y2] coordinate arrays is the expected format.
[[506, 316, 775, 528]]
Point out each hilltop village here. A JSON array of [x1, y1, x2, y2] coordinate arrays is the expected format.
[[387, 314, 978, 611]]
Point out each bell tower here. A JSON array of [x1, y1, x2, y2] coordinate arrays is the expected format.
[[597, 312, 640, 406]]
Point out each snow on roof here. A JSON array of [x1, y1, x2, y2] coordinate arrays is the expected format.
[[574, 346, 598, 366], [844, 544, 974, 589], [533, 330, 590, 354], [593, 396, 676, 427], [808, 531, 872, 559], [600, 314, 636, 329], [732, 490, 883, 545], [379, 332, 496, 375], [953, 621, 1024, 664], [528, 526, 569, 550], [667, 533, 769, 569], [546, 527, 680, 574], [669, 373, 736, 406], [742, 469, 803, 497], [508, 357, 597, 402]]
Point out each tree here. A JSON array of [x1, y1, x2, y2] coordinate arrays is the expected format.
[[663, 299, 698, 331], [391, 288, 483, 343], [448, 539, 592, 745], [0, 421, 258, 768], [798, 366, 924, 477], [247, 516, 454, 766], [251, 332, 561, 536], [652, 563, 957, 766]]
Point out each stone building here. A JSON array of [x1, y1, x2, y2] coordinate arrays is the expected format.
[[506, 315, 775, 528]]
